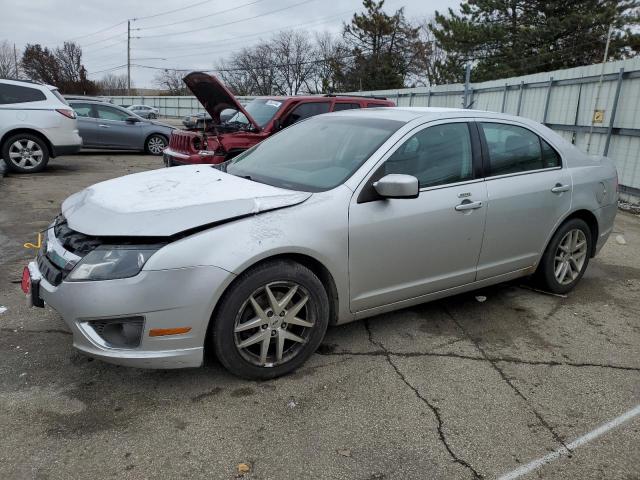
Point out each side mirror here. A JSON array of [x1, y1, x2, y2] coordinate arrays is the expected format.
[[373, 174, 419, 199], [125, 116, 140, 124]]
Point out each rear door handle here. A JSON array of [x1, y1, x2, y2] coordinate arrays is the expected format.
[[551, 184, 570, 193], [98, 124, 110, 128], [455, 200, 483, 211]]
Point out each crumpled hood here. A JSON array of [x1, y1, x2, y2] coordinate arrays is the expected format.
[[61, 166, 311, 237]]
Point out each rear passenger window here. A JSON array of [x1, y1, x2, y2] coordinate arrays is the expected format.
[[0, 83, 46, 104], [282, 102, 331, 128], [366, 103, 387, 108], [385, 123, 473, 188], [71, 103, 93, 118], [480, 123, 559, 176], [333, 103, 360, 111]]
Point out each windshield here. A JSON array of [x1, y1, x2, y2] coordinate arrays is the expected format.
[[226, 115, 403, 192], [227, 98, 284, 127]]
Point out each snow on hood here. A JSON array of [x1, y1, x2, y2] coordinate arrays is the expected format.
[[61, 166, 311, 237]]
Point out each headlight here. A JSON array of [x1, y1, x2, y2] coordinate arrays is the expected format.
[[67, 246, 159, 281]]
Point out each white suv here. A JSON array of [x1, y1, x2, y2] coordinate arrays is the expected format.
[[0, 79, 82, 173]]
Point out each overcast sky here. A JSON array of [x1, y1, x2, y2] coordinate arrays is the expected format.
[[2, 0, 461, 88]]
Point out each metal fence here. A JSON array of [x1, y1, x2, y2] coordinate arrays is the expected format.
[[108, 57, 640, 200]]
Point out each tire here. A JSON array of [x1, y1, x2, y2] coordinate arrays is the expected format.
[[535, 218, 592, 294], [2, 133, 49, 173], [144, 134, 167, 155], [212, 260, 329, 380]]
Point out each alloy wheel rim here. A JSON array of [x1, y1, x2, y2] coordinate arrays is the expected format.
[[554, 229, 588, 285], [148, 137, 165, 154], [233, 281, 314, 367], [8, 139, 43, 169]]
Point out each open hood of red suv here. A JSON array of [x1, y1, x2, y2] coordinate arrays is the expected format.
[[183, 72, 261, 131]]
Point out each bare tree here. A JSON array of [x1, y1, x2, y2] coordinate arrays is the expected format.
[[154, 69, 188, 95], [0, 40, 18, 78], [97, 73, 129, 95], [271, 30, 316, 95], [217, 44, 277, 96], [309, 32, 350, 93]]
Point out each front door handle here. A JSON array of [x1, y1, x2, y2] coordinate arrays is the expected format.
[[455, 200, 483, 211], [551, 184, 570, 193], [98, 124, 110, 128]]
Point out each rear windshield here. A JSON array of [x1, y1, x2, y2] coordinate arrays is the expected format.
[[227, 116, 403, 192]]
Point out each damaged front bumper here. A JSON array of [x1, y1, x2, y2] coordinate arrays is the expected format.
[[27, 258, 231, 368]]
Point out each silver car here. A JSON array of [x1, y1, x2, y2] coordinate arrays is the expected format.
[[23, 108, 618, 379], [68, 100, 173, 155], [127, 104, 160, 119]]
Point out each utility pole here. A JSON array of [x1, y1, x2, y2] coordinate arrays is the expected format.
[[127, 20, 131, 95], [463, 63, 471, 108], [586, 24, 613, 153], [13, 43, 18, 78]]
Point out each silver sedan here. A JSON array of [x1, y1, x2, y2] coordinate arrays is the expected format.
[[68, 100, 174, 155], [24, 108, 618, 379]]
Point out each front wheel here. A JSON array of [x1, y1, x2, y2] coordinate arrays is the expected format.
[[536, 218, 592, 294], [212, 260, 329, 380], [144, 134, 167, 155]]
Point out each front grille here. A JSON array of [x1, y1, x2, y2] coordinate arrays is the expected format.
[[37, 253, 63, 286], [54, 218, 101, 255], [169, 131, 196, 153]]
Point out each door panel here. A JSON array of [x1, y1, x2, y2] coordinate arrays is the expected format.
[[70, 103, 98, 146], [476, 121, 571, 279], [349, 182, 487, 311], [477, 170, 571, 279], [348, 121, 486, 313], [95, 105, 143, 148]]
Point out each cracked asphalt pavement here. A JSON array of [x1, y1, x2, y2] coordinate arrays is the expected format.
[[1, 153, 639, 480]]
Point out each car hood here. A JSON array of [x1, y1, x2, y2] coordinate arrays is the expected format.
[[183, 71, 261, 131], [61, 166, 311, 237]]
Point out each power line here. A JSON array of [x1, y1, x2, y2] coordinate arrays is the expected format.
[[148, 11, 354, 59], [137, 0, 319, 39], [81, 30, 128, 48], [134, 0, 267, 31], [132, 0, 218, 21], [65, 20, 127, 42]]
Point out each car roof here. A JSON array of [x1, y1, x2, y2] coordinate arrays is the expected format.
[[0, 78, 55, 90], [252, 95, 391, 103], [328, 106, 542, 124]]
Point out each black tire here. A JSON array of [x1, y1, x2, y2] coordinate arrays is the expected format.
[[212, 260, 329, 380], [144, 134, 167, 155], [535, 218, 592, 294], [2, 133, 49, 173]]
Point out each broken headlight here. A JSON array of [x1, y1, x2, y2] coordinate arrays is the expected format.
[[67, 246, 159, 281]]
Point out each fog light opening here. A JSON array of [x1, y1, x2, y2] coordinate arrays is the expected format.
[[87, 316, 144, 348]]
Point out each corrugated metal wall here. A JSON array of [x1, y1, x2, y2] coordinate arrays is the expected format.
[[108, 57, 640, 196]]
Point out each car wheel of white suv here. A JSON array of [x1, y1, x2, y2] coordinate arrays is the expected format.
[[2, 133, 49, 173], [212, 260, 329, 380]]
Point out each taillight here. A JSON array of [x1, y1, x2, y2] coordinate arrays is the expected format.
[[56, 108, 77, 119]]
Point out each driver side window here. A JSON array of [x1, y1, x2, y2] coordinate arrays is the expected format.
[[282, 102, 330, 128], [384, 122, 473, 188]]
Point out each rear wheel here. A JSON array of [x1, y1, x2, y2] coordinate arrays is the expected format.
[[536, 218, 592, 294], [2, 134, 49, 173], [212, 260, 329, 380], [144, 134, 167, 155]]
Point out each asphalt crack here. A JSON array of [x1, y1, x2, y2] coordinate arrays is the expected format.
[[316, 348, 640, 372], [441, 305, 573, 456], [363, 320, 483, 479]]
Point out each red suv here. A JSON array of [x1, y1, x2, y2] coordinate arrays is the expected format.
[[163, 72, 394, 166]]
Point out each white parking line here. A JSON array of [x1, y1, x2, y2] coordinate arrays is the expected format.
[[498, 404, 640, 480]]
